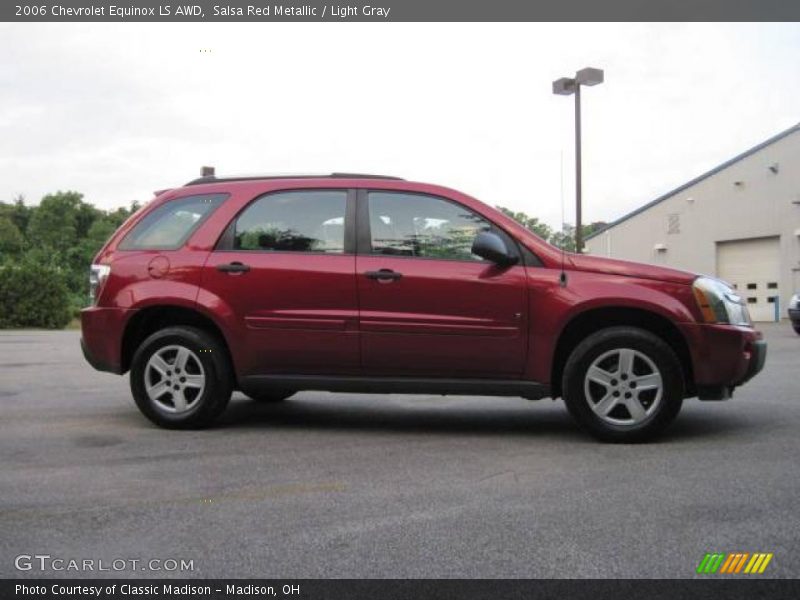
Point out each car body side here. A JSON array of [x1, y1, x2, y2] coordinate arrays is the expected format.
[[81, 177, 763, 400]]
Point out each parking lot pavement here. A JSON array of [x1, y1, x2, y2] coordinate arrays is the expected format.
[[0, 323, 797, 579]]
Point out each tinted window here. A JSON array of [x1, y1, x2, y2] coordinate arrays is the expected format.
[[234, 191, 346, 253], [120, 194, 227, 250], [368, 192, 491, 261]]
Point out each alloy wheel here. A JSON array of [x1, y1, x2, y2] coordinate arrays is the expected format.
[[583, 348, 663, 427], [144, 345, 206, 414]]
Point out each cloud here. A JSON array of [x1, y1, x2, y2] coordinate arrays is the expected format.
[[0, 22, 798, 229]]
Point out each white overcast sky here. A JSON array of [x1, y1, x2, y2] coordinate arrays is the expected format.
[[1, 22, 799, 229]]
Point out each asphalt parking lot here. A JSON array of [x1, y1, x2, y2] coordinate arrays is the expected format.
[[0, 323, 798, 579]]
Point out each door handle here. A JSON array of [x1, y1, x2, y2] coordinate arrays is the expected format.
[[365, 269, 402, 282], [217, 262, 250, 273]]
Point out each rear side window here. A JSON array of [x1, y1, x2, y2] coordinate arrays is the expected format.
[[119, 193, 227, 250], [232, 190, 347, 253]]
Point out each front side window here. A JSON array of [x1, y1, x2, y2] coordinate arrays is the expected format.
[[368, 192, 492, 261], [119, 193, 227, 250], [234, 190, 346, 253]]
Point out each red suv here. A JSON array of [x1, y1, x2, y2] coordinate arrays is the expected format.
[[81, 174, 766, 441]]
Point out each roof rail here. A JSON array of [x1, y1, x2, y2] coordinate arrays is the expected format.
[[184, 173, 404, 186]]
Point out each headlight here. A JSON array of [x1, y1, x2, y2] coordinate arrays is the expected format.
[[692, 276, 751, 326], [88, 264, 111, 305]]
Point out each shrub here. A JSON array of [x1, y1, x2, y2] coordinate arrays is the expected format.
[[0, 262, 72, 329], [69, 291, 90, 320]]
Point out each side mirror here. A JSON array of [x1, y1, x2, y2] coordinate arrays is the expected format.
[[472, 231, 518, 266]]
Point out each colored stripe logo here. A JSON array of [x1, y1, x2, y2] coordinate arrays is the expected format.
[[697, 552, 773, 574]]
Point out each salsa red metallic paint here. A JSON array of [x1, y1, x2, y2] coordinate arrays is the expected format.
[[81, 175, 766, 438]]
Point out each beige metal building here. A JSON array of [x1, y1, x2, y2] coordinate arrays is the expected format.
[[585, 122, 800, 322]]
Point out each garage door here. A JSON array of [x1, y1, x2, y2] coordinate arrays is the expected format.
[[716, 236, 780, 322]]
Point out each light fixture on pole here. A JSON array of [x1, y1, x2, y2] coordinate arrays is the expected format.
[[552, 67, 604, 253]]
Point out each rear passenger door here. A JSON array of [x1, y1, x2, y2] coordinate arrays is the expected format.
[[202, 189, 360, 377]]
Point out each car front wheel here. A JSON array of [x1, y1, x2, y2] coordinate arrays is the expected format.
[[562, 326, 684, 442], [130, 326, 232, 429]]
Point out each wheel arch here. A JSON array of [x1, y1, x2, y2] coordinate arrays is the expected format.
[[120, 304, 236, 386], [550, 306, 694, 399]]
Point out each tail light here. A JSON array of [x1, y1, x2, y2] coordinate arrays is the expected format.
[[88, 264, 111, 305]]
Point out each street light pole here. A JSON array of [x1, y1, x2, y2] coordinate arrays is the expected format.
[[553, 67, 604, 254]]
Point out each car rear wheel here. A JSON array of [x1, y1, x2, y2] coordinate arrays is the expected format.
[[562, 326, 684, 442], [130, 326, 232, 429], [793, 324, 800, 335], [246, 389, 296, 403]]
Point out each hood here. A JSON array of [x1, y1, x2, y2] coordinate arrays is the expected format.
[[568, 253, 697, 285]]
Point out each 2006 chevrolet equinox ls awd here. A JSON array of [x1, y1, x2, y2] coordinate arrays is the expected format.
[[81, 173, 766, 442]]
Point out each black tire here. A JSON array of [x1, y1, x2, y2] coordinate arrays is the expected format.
[[562, 326, 684, 443], [130, 326, 232, 429], [793, 324, 800, 335], [246, 389, 296, 403]]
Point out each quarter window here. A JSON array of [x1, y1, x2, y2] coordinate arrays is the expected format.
[[367, 192, 493, 261], [120, 194, 227, 250], [233, 191, 347, 253]]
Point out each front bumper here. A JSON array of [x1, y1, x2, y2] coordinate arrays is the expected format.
[[677, 322, 766, 399], [738, 338, 767, 385], [789, 308, 800, 324]]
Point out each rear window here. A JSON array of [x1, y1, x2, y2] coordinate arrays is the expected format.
[[119, 193, 227, 250]]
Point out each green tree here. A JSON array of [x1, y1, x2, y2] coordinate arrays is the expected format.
[[0, 216, 25, 258], [86, 217, 117, 246], [74, 217, 118, 273], [495, 206, 608, 252], [550, 221, 609, 251], [75, 201, 102, 239], [26, 191, 83, 257], [0, 195, 32, 234], [0, 191, 146, 328], [550, 224, 576, 252], [583, 221, 608, 238], [496, 206, 553, 241], [106, 201, 140, 228]]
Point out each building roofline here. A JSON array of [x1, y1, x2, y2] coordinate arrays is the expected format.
[[585, 121, 800, 241]]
